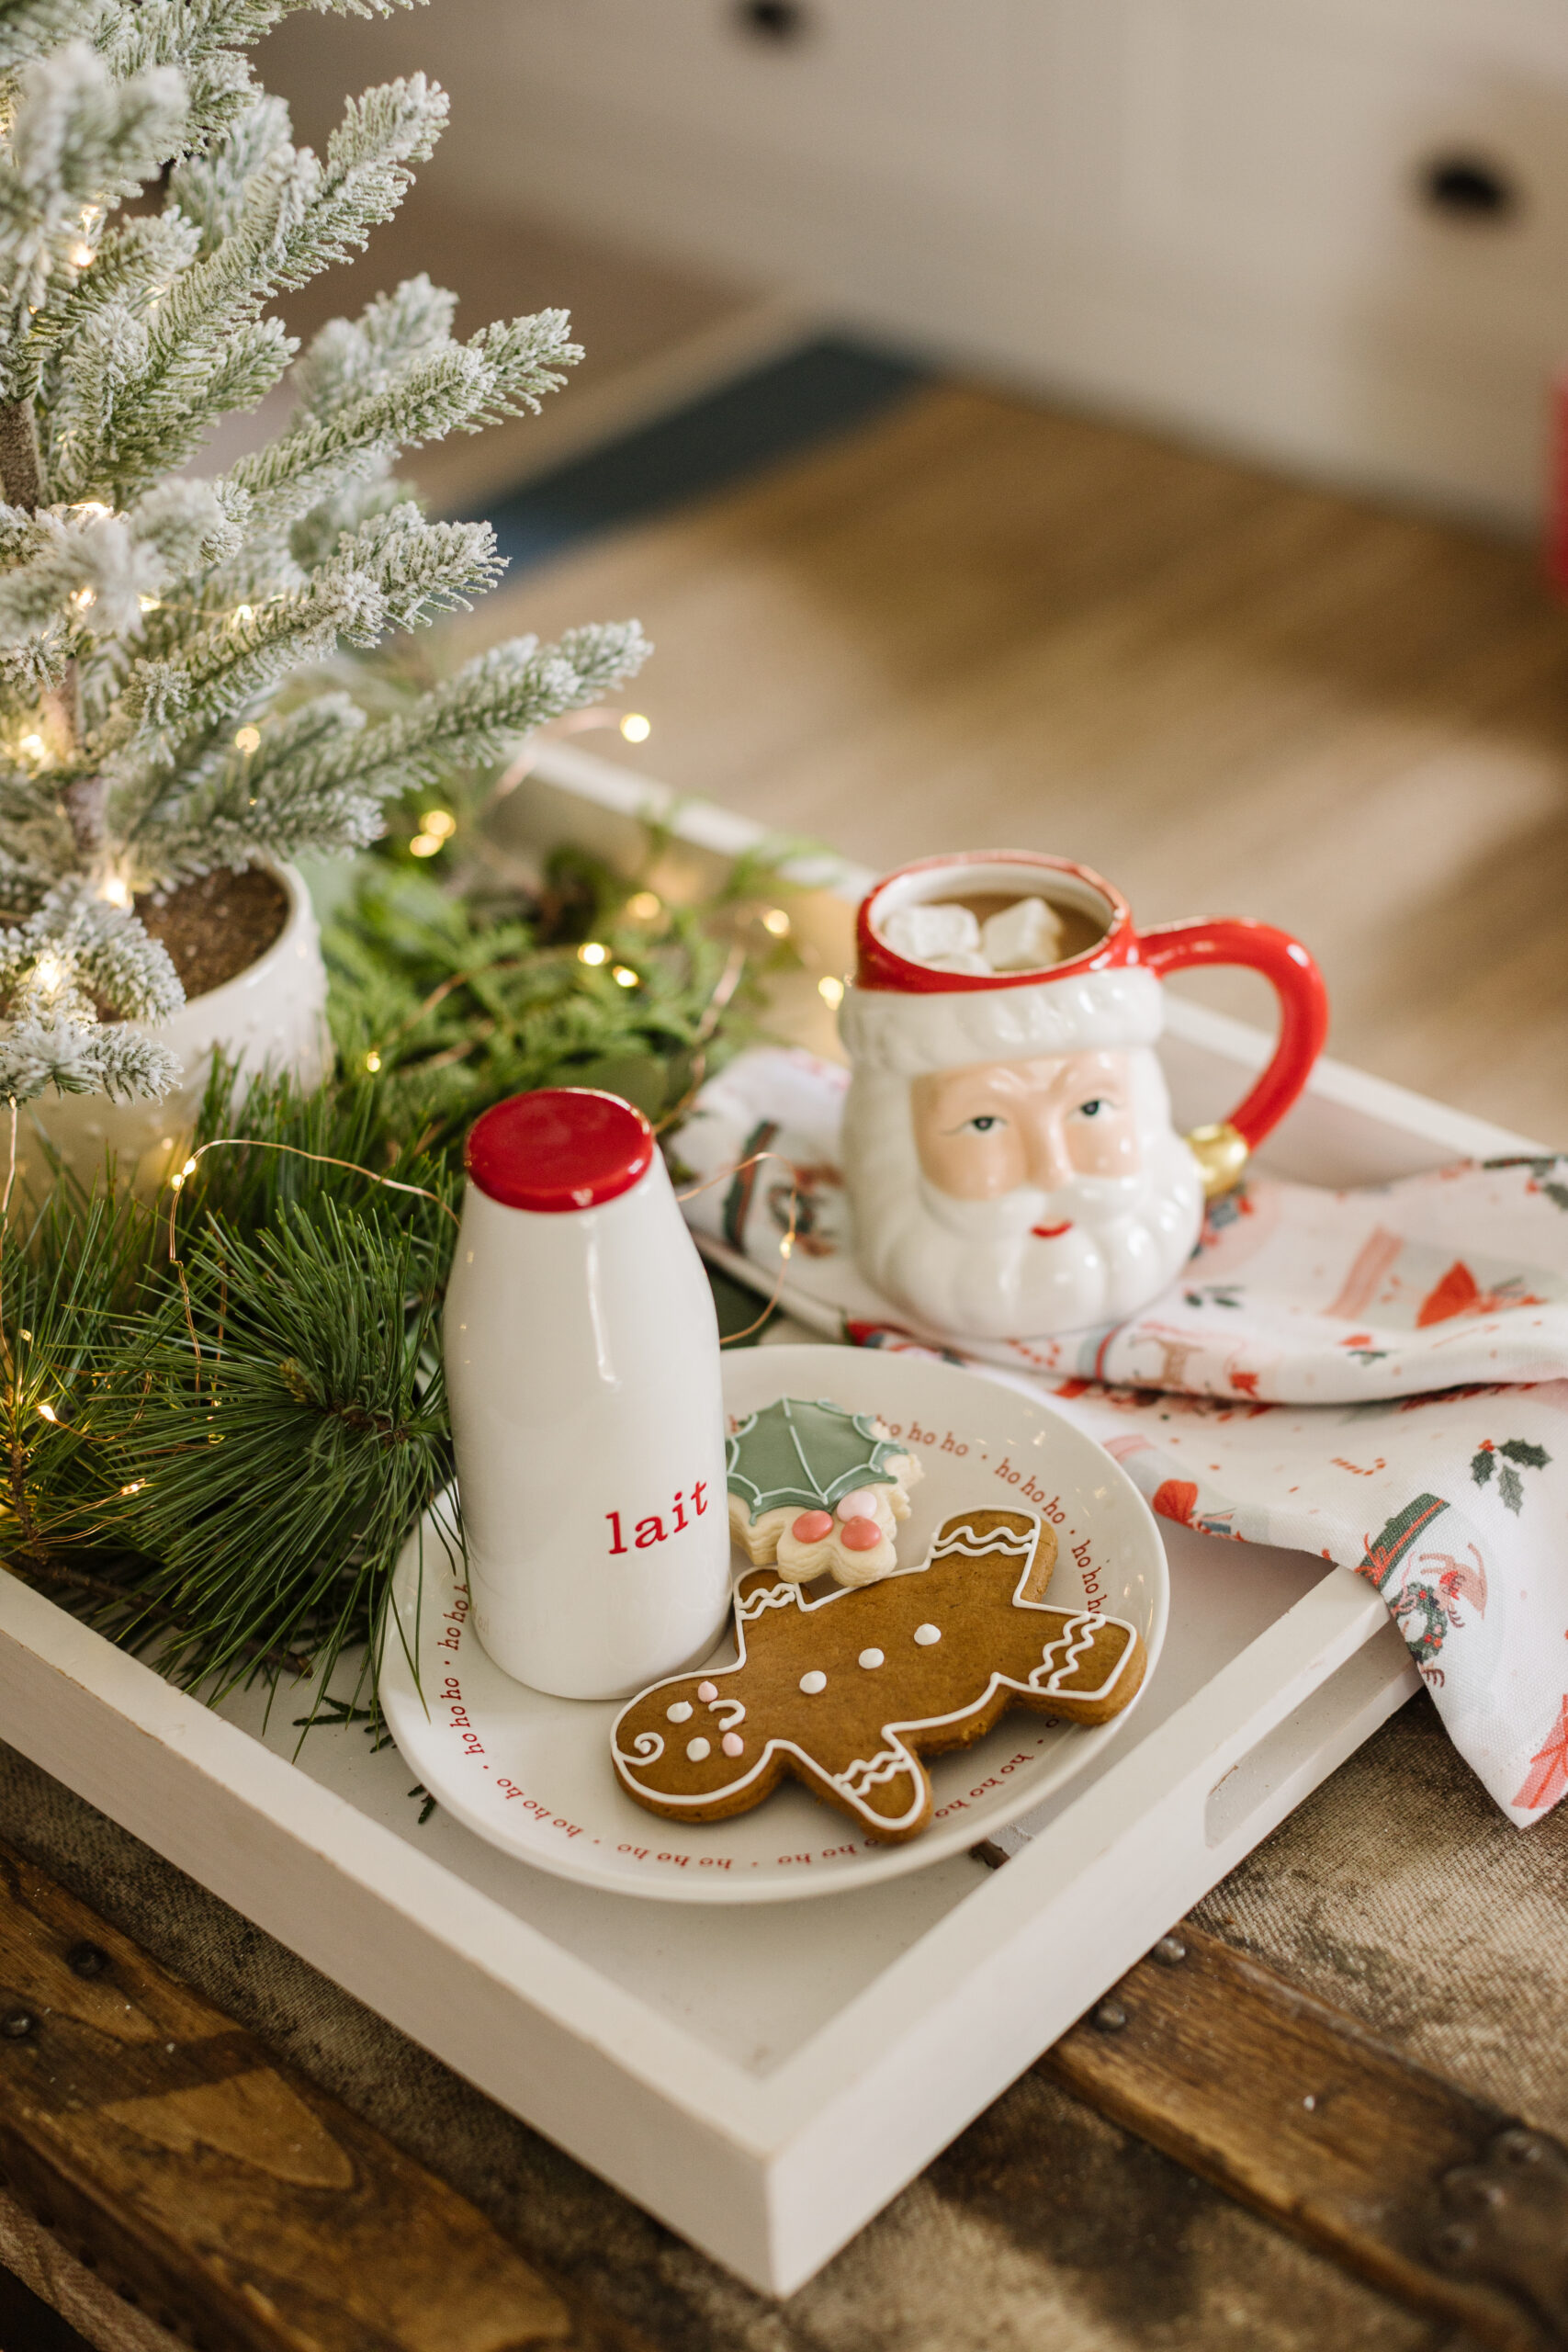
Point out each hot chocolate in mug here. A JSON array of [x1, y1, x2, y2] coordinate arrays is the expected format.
[[839, 851, 1327, 1342]]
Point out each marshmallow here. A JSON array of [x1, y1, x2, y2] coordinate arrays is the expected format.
[[881, 901, 981, 966], [981, 896, 1066, 972]]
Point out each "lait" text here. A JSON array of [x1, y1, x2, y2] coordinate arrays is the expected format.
[[605, 1483, 711, 1554]]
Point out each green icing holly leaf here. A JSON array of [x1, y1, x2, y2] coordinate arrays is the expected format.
[[727, 1396, 904, 1517]]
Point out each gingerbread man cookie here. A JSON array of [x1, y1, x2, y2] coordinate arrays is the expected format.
[[612, 1507, 1145, 1843], [726, 1395, 922, 1589]]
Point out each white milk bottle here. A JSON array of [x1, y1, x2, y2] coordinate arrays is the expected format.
[[445, 1088, 731, 1700]]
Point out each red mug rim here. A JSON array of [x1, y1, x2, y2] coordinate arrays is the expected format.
[[854, 851, 1134, 993]]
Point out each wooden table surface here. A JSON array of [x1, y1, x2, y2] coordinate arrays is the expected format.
[[3, 1696, 1566, 2352]]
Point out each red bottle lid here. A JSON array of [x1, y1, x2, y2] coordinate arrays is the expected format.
[[465, 1089, 656, 1213]]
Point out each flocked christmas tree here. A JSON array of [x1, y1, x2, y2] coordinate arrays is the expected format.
[[0, 0, 647, 1106]]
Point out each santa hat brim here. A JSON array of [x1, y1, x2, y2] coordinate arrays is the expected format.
[[839, 967, 1165, 1079]]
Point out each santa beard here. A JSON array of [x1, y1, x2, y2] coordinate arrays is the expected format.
[[843, 1060, 1205, 1341]]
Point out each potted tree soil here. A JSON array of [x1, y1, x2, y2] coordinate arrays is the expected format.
[[0, 8, 646, 1190]]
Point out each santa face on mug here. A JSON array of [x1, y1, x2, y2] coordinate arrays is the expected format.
[[840, 973, 1206, 1341]]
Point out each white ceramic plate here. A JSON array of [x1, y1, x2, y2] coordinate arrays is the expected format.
[[379, 1343, 1168, 1904]]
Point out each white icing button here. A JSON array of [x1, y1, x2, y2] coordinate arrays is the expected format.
[[799, 1670, 827, 1694], [722, 1732, 744, 1758], [686, 1736, 711, 1761], [914, 1623, 942, 1646], [696, 1679, 718, 1702], [666, 1701, 693, 1722], [858, 1647, 886, 1670]]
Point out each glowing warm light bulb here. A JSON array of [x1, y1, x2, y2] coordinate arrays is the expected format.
[[619, 712, 651, 743], [33, 954, 62, 992], [408, 832, 442, 858], [119, 1480, 146, 1496], [365, 1050, 382, 1073], [231, 604, 254, 628], [761, 908, 792, 937], [233, 725, 261, 753], [71, 586, 96, 611], [420, 808, 456, 839], [612, 965, 638, 989], [181, 1157, 197, 1177], [138, 594, 159, 613], [69, 242, 94, 268], [36, 1400, 59, 1424], [626, 890, 661, 921], [100, 876, 131, 908], [818, 975, 846, 1008], [577, 941, 609, 967], [18, 732, 45, 760], [74, 502, 110, 520]]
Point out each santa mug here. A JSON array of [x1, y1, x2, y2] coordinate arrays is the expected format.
[[839, 852, 1327, 1342]]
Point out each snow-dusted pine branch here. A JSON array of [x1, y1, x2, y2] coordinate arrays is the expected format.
[[0, 0, 649, 1107]]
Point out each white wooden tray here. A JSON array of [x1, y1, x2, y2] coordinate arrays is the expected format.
[[0, 746, 1539, 2298]]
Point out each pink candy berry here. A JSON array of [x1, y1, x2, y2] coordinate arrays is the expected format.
[[835, 1488, 879, 1522], [792, 1510, 834, 1542], [840, 1516, 882, 1552], [722, 1733, 744, 1757]]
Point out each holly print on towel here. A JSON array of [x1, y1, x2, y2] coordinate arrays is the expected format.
[[1471, 1438, 1551, 1514]]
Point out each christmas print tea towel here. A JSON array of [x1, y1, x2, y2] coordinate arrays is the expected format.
[[678, 1046, 1568, 1826]]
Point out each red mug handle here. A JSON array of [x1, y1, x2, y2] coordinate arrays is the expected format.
[[1136, 917, 1328, 1192]]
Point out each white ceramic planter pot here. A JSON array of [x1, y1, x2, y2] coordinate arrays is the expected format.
[[18, 863, 331, 1198]]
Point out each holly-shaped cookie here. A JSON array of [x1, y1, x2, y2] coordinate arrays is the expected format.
[[612, 1507, 1146, 1842], [726, 1395, 922, 1588]]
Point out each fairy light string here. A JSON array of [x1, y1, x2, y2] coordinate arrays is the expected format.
[[165, 1137, 458, 1387], [162, 1137, 800, 1363], [675, 1149, 801, 1343]]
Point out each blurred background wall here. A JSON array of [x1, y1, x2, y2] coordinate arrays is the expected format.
[[268, 0, 1568, 530]]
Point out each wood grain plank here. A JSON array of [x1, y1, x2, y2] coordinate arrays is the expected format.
[[1043, 1921, 1568, 2352], [0, 1838, 586, 2352]]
